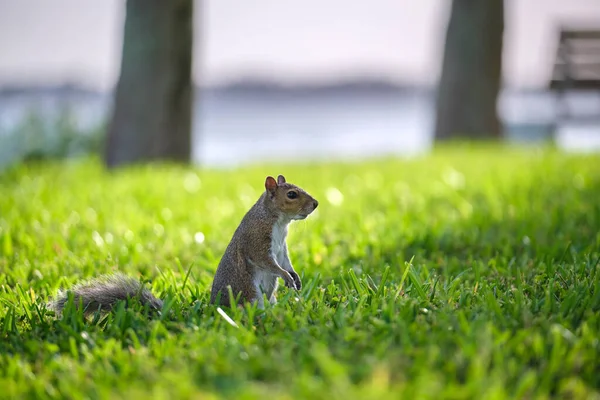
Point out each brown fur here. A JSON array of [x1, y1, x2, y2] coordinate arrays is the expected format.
[[210, 174, 318, 308], [47, 273, 162, 316], [47, 174, 317, 316]]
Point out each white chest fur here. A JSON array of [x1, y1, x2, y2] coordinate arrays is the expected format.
[[270, 218, 289, 265], [250, 218, 290, 308]]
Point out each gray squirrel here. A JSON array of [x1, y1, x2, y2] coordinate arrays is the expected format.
[[48, 175, 319, 315]]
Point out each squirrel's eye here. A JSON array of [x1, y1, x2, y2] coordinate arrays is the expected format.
[[287, 191, 298, 199]]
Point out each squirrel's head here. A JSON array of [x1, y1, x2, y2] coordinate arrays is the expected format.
[[264, 175, 318, 220]]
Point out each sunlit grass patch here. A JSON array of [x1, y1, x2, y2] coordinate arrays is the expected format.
[[1, 145, 599, 398]]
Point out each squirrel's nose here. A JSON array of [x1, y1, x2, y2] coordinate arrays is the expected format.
[[313, 200, 319, 209]]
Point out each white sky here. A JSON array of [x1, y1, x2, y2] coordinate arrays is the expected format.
[[0, 0, 598, 90]]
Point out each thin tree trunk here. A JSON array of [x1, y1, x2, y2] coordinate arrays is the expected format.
[[434, 0, 504, 140], [105, 0, 194, 168]]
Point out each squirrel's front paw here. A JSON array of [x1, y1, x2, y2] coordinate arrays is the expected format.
[[283, 272, 299, 290], [289, 271, 302, 290]]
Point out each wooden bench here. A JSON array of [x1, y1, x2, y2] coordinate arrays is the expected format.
[[549, 27, 600, 123]]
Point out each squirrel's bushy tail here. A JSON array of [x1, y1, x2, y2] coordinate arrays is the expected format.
[[48, 273, 163, 316]]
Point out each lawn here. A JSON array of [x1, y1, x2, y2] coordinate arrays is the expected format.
[[1, 145, 599, 399]]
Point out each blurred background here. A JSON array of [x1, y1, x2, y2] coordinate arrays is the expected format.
[[0, 0, 599, 169]]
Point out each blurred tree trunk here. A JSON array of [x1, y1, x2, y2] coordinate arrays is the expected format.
[[434, 0, 504, 140], [105, 0, 194, 168]]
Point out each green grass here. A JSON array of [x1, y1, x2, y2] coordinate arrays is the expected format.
[[1, 145, 600, 399]]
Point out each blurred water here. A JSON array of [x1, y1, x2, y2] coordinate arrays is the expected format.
[[0, 89, 599, 168], [195, 92, 432, 167]]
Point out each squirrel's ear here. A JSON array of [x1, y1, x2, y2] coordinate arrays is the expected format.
[[265, 176, 278, 193], [277, 175, 286, 185]]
